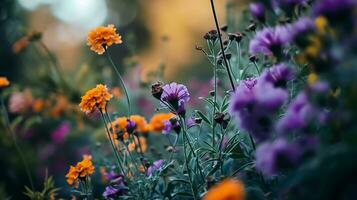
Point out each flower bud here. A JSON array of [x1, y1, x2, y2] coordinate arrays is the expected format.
[[151, 81, 164, 99]]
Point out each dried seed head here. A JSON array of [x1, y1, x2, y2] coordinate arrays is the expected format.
[[220, 24, 228, 32], [151, 81, 164, 99]]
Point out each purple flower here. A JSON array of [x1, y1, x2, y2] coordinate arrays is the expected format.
[[103, 172, 127, 199], [51, 122, 70, 144], [126, 119, 136, 134], [147, 159, 165, 176], [186, 117, 196, 128], [274, 0, 307, 10], [276, 92, 316, 133], [290, 17, 316, 46], [261, 63, 295, 88], [230, 78, 288, 141], [249, 2, 266, 22], [103, 186, 120, 199], [256, 138, 301, 176], [162, 120, 172, 135], [249, 25, 293, 57], [161, 82, 190, 115], [313, 0, 356, 21]]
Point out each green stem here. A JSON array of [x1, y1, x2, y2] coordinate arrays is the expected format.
[[218, 126, 227, 175], [0, 95, 34, 190], [182, 129, 197, 200], [99, 111, 125, 174], [105, 48, 131, 116], [209, 0, 236, 91], [253, 61, 261, 75], [179, 117, 205, 182]]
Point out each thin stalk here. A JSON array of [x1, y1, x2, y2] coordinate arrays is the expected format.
[[253, 61, 261, 75], [99, 111, 125, 174], [212, 46, 217, 148], [209, 0, 236, 91], [236, 42, 241, 81], [169, 134, 179, 161], [218, 126, 227, 175], [105, 48, 131, 115], [0, 95, 34, 190], [179, 117, 205, 182], [182, 130, 197, 200]]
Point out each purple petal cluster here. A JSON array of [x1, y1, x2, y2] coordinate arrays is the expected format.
[[255, 138, 301, 176], [161, 82, 190, 115], [51, 122, 70, 144], [276, 92, 315, 133], [249, 2, 266, 22], [249, 25, 293, 57], [313, 0, 356, 19], [102, 171, 127, 199], [261, 63, 295, 88], [230, 76, 288, 141], [147, 159, 165, 176]]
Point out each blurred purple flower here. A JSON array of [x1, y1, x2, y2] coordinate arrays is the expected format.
[[230, 77, 288, 141], [249, 2, 266, 22], [276, 92, 315, 133], [313, 0, 356, 19], [162, 120, 172, 135], [186, 117, 196, 128], [51, 122, 70, 144], [103, 186, 120, 199], [103, 172, 127, 199], [161, 82, 190, 114], [147, 159, 165, 176], [126, 119, 136, 134], [256, 138, 301, 176], [249, 25, 293, 57], [261, 63, 295, 88]]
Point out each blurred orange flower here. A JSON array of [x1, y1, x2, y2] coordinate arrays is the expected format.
[[111, 115, 150, 138], [0, 77, 10, 88], [128, 136, 147, 153], [65, 155, 95, 186], [79, 84, 112, 113], [87, 24, 122, 55], [32, 99, 45, 113], [203, 179, 245, 200], [51, 95, 69, 118], [149, 113, 175, 132]]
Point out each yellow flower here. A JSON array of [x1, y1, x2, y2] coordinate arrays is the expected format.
[[308, 73, 318, 85], [315, 16, 328, 35], [79, 84, 112, 113], [65, 155, 95, 186], [0, 77, 10, 88], [149, 113, 175, 132], [203, 179, 245, 200], [87, 24, 122, 55]]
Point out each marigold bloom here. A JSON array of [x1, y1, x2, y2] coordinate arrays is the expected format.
[[0, 77, 10, 88], [87, 24, 122, 55], [65, 156, 95, 186], [149, 113, 175, 132], [110, 115, 150, 137], [128, 136, 147, 153], [79, 84, 112, 113], [203, 179, 245, 200]]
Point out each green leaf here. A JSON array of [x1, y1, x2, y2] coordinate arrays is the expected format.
[[195, 110, 211, 125]]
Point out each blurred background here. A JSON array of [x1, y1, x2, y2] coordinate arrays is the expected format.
[[0, 0, 248, 198]]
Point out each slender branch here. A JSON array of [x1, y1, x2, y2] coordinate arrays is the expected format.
[[0, 95, 34, 190], [105, 48, 132, 115], [209, 0, 236, 91]]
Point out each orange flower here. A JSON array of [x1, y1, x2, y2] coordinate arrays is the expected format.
[[203, 179, 245, 200], [79, 84, 112, 113], [128, 136, 147, 153], [110, 115, 150, 137], [12, 31, 42, 54], [0, 77, 10, 88], [32, 99, 45, 113], [65, 155, 95, 186], [111, 87, 123, 99], [129, 115, 149, 134], [51, 95, 69, 118], [87, 24, 122, 55], [149, 113, 175, 132]]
